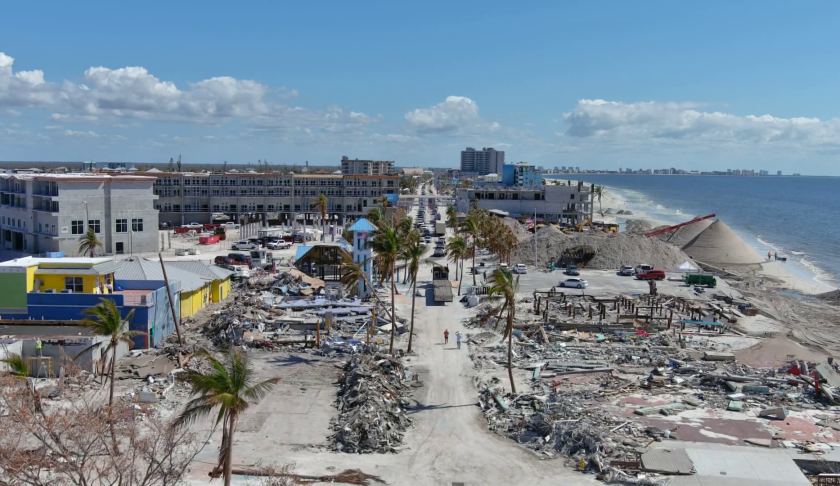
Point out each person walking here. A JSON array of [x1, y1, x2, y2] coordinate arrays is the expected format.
[[456, 331, 462, 349], [444, 329, 449, 345]]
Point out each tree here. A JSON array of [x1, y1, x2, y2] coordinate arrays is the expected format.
[[470, 198, 479, 211], [175, 348, 279, 486], [81, 299, 143, 408], [401, 236, 424, 353], [340, 257, 396, 325], [168, 157, 175, 172], [460, 215, 481, 285], [446, 236, 468, 296], [78, 228, 103, 257], [593, 185, 606, 215], [369, 222, 401, 355], [1, 353, 29, 378], [313, 193, 328, 242], [487, 268, 519, 394], [366, 207, 384, 227], [176, 155, 182, 172]]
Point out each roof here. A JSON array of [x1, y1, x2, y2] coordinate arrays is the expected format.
[[295, 245, 313, 261], [114, 258, 205, 292], [35, 260, 122, 276], [164, 260, 233, 281], [0, 324, 98, 340], [294, 243, 352, 262], [347, 217, 377, 232], [0, 256, 114, 268]]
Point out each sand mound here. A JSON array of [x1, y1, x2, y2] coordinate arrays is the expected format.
[[656, 217, 714, 248], [499, 217, 531, 242], [817, 290, 840, 305], [624, 219, 656, 234], [514, 230, 693, 270], [681, 220, 764, 266]]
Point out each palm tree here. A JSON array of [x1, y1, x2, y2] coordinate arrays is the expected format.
[[593, 185, 606, 215], [368, 222, 401, 355], [175, 348, 279, 486], [446, 236, 468, 296], [487, 268, 519, 394], [1, 353, 28, 378], [460, 215, 481, 285], [366, 207, 384, 227], [313, 193, 328, 241], [340, 258, 396, 324], [80, 298, 144, 407], [78, 228, 103, 257], [401, 238, 424, 354], [445, 205, 457, 223], [470, 198, 479, 211]]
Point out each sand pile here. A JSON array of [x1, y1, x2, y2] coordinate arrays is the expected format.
[[514, 230, 693, 270], [817, 290, 840, 305], [624, 219, 656, 234], [499, 217, 531, 241], [655, 217, 713, 248], [681, 220, 764, 266]]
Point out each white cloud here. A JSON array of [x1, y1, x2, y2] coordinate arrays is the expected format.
[[63, 129, 100, 138], [51, 113, 68, 120], [203, 135, 216, 140], [111, 134, 128, 141], [563, 99, 840, 146], [44, 125, 61, 130], [371, 133, 421, 143], [5, 109, 21, 116], [405, 96, 483, 133]]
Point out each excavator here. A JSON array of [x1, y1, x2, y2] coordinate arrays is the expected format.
[[564, 218, 618, 234]]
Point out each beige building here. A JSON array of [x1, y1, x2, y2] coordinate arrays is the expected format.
[[340, 156, 395, 176]]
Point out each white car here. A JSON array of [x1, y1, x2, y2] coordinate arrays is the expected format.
[[231, 240, 258, 251], [559, 278, 588, 289], [513, 264, 528, 274], [267, 240, 291, 250], [174, 248, 187, 256], [635, 264, 653, 275], [184, 222, 203, 228], [223, 222, 241, 229]]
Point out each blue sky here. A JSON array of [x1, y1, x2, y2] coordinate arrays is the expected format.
[[2, 2, 840, 174]]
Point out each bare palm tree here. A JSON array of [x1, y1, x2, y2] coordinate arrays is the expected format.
[[401, 237, 424, 353], [487, 268, 519, 394], [78, 228, 103, 257], [175, 348, 279, 486], [313, 193, 328, 241]]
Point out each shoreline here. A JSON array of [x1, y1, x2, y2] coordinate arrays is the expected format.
[[553, 177, 836, 295]]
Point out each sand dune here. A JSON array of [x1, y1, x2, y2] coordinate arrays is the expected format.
[[681, 220, 765, 265], [656, 217, 713, 248]]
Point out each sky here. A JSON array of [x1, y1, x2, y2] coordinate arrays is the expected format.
[[2, 2, 840, 174]]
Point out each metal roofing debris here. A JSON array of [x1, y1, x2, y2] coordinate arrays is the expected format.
[[641, 448, 695, 475]]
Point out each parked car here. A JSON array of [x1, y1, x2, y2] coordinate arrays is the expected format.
[[231, 240, 258, 251], [159, 222, 172, 230], [186, 248, 200, 255], [513, 264, 528, 274], [184, 222, 203, 228], [174, 248, 187, 256], [267, 240, 292, 250], [619, 265, 634, 276], [215, 255, 235, 265], [223, 222, 241, 229], [228, 253, 252, 266], [636, 269, 666, 281], [247, 238, 264, 247], [559, 278, 588, 289], [565, 265, 580, 276], [424, 236, 432, 244], [634, 264, 653, 275]]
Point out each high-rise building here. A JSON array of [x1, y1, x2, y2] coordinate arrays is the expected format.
[[777, 170, 782, 176], [340, 156, 395, 175], [460, 147, 505, 176]]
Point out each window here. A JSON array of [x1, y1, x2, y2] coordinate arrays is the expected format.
[[132, 218, 144, 232], [64, 277, 83, 292], [71, 220, 84, 235], [116, 219, 128, 233], [88, 219, 101, 234]]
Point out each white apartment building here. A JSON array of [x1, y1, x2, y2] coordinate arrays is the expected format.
[[0, 174, 159, 256], [460, 147, 505, 176], [146, 171, 399, 227], [340, 156, 395, 175], [455, 182, 593, 225]]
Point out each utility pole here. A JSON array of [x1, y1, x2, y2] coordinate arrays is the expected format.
[[158, 254, 183, 346]]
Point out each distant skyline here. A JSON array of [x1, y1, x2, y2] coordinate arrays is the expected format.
[[2, 2, 840, 174]]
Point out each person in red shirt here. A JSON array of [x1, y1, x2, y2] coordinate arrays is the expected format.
[[444, 329, 449, 345]]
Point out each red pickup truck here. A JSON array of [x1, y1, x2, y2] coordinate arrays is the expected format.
[[636, 269, 666, 281]]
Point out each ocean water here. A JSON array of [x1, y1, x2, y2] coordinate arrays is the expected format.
[[546, 174, 840, 287]]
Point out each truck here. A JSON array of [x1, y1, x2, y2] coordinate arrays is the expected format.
[[434, 221, 446, 236], [686, 273, 717, 288], [432, 264, 453, 303]]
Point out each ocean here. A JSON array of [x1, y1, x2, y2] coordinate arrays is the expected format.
[[545, 174, 840, 288]]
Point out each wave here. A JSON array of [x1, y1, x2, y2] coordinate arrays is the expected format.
[[675, 209, 683, 215], [800, 255, 835, 283], [791, 251, 805, 255]]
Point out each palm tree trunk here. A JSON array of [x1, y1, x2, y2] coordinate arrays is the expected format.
[[507, 309, 516, 395], [388, 261, 397, 356], [457, 259, 463, 296], [360, 272, 395, 325], [109, 341, 120, 454], [407, 275, 417, 353], [471, 245, 477, 285], [224, 412, 237, 486]]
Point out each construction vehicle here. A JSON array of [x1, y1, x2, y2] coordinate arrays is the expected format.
[[644, 214, 716, 239], [432, 264, 453, 303]]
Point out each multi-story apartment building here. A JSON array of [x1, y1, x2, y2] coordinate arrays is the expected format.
[[460, 147, 505, 176], [0, 174, 159, 256], [146, 171, 400, 227], [455, 183, 593, 225], [340, 156, 395, 175]]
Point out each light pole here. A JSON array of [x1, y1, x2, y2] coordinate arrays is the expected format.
[[83, 201, 89, 232]]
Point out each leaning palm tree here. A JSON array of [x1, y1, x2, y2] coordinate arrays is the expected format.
[[487, 268, 519, 394], [313, 193, 329, 241], [340, 258, 396, 324], [78, 228, 103, 257], [460, 215, 481, 285], [446, 236, 468, 296], [593, 185, 606, 215], [401, 237, 424, 353], [369, 222, 401, 355], [175, 348, 279, 486], [81, 299, 144, 407]]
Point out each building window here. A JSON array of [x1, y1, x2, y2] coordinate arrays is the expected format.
[[88, 219, 101, 234], [132, 218, 144, 232], [116, 219, 128, 233], [64, 277, 83, 292], [71, 220, 84, 235]]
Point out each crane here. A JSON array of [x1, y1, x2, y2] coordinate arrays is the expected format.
[[643, 214, 716, 238]]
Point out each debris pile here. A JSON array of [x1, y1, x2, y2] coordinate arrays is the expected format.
[[330, 354, 414, 453]]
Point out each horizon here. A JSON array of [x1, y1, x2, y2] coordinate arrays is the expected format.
[[3, 2, 840, 174]]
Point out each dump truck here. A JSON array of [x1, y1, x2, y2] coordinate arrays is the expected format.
[[434, 220, 446, 236], [686, 273, 717, 288], [432, 264, 453, 303]]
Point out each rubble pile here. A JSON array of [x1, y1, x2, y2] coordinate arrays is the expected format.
[[330, 354, 414, 453]]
